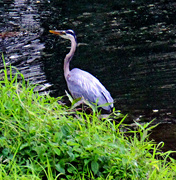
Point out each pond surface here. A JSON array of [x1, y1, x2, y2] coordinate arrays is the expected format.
[[0, 0, 176, 155]]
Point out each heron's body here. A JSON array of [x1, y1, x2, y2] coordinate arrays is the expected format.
[[67, 68, 113, 111], [49, 29, 113, 112]]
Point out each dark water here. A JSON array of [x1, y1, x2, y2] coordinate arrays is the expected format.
[[1, 0, 176, 111], [0, 0, 176, 155], [150, 123, 176, 159]]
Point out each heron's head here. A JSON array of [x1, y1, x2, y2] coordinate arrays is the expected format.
[[49, 29, 77, 43]]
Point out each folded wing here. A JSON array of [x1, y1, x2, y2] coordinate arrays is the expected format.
[[66, 68, 113, 111]]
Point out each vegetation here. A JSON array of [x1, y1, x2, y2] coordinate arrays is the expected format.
[[0, 58, 176, 179]]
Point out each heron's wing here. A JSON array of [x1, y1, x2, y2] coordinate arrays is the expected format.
[[66, 68, 113, 111]]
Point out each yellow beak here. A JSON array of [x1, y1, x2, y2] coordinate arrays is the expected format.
[[49, 30, 65, 35]]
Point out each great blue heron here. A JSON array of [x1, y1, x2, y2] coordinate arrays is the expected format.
[[49, 29, 113, 112]]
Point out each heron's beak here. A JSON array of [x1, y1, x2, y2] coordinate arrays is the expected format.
[[49, 30, 65, 35]]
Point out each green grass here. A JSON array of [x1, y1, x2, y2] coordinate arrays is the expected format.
[[0, 56, 176, 179]]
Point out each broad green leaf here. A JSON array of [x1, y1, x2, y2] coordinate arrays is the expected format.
[[91, 160, 99, 175], [53, 147, 61, 156], [55, 163, 65, 174]]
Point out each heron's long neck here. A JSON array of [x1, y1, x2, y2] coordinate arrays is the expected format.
[[64, 39, 76, 79]]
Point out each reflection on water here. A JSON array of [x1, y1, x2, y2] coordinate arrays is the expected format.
[[0, 0, 50, 91]]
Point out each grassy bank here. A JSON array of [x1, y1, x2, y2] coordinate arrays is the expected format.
[[0, 62, 176, 179]]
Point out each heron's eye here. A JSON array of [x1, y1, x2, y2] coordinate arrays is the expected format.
[[61, 31, 66, 35]]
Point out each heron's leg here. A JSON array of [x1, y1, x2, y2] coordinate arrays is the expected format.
[[65, 90, 86, 110], [71, 97, 96, 113], [71, 98, 85, 109]]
